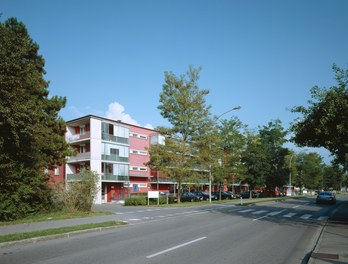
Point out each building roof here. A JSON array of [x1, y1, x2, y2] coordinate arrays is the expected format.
[[66, 114, 158, 132]]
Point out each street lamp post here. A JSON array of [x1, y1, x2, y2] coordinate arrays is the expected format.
[[209, 106, 241, 203], [288, 155, 294, 196]]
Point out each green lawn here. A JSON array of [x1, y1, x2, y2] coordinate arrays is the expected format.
[[0, 211, 114, 226], [0, 221, 126, 243]]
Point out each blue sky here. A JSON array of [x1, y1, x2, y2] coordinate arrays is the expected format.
[[2, 0, 348, 161]]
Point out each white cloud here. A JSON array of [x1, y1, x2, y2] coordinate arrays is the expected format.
[[144, 123, 154, 129], [106, 102, 139, 125], [105, 102, 154, 129]]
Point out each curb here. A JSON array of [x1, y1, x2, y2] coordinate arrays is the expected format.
[[307, 220, 327, 264]]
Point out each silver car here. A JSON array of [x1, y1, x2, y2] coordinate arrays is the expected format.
[[316, 191, 336, 204]]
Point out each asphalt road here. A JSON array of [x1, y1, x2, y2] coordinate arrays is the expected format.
[[0, 197, 342, 264]]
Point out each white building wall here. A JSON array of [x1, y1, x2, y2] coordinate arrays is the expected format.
[[90, 117, 102, 204]]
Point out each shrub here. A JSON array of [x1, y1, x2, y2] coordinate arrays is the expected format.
[[125, 196, 147, 206], [51, 170, 99, 212]]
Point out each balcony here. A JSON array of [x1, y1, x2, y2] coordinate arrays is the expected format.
[[67, 174, 84, 181], [150, 177, 175, 183], [102, 174, 129, 182], [66, 132, 90, 143], [101, 154, 129, 163], [102, 133, 129, 144], [67, 152, 91, 162], [150, 177, 209, 184]]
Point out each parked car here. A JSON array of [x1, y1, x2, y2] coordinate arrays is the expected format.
[[180, 192, 202, 202], [212, 191, 233, 200], [194, 192, 217, 201], [240, 191, 260, 199], [225, 191, 239, 199], [316, 191, 336, 204]]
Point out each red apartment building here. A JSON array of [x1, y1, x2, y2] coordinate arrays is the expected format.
[[64, 115, 171, 204]]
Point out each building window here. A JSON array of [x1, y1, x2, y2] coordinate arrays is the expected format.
[[130, 149, 147, 155], [131, 166, 147, 172], [130, 133, 147, 139], [54, 167, 60, 176], [110, 148, 119, 155], [80, 145, 86, 153], [80, 126, 85, 135]]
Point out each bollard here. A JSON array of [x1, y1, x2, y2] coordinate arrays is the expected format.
[[240, 196, 243, 205]]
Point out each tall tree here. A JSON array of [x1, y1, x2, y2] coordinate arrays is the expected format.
[[0, 18, 69, 220], [291, 64, 348, 169], [147, 66, 213, 201], [242, 132, 269, 190], [259, 120, 289, 189], [215, 117, 247, 191], [323, 164, 345, 191], [295, 152, 324, 190], [242, 120, 288, 191]]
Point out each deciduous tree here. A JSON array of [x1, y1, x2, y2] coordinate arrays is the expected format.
[[147, 66, 213, 202], [291, 64, 348, 169]]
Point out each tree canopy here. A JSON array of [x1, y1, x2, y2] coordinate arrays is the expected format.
[[0, 18, 70, 220], [242, 120, 289, 190], [147, 66, 213, 200], [291, 64, 348, 169]]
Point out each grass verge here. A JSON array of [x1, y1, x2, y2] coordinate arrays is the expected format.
[[0, 221, 126, 244], [0, 211, 114, 226]]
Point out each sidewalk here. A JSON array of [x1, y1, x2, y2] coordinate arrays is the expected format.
[[308, 202, 348, 264]]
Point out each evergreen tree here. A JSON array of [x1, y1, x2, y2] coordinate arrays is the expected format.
[[0, 18, 69, 220]]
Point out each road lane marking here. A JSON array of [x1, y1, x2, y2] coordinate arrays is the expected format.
[[251, 210, 268, 215], [146, 237, 207, 258], [238, 209, 255, 213], [128, 218, 141, 221], [253, 210, 286, 221], [292, 205, 300, 208], [283, 213, 297, 218], [300, 214, 312, 220], [253, 215, 267, 221], [318, 216, 329, 221], [267, 210, 286, 216]]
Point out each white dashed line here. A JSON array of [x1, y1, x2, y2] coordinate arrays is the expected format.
[[238, 209, 255, 213], [318, 216, 329, 221], [283, 213, 297, 218], [146, 237, 207, 258], [252, 210, 268, 215], [300, 214, 312, 220], [267, 210, 286, 216]]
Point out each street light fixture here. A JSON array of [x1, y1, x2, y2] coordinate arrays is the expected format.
[[209, 106, 241, 203]]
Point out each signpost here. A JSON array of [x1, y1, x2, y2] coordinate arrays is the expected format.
[[148, 191, 160, 205]]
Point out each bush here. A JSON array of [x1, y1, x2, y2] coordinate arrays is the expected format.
[[125, 196, 147, 206], [51, 170, 99, 212], [125, 195, 177, 206]]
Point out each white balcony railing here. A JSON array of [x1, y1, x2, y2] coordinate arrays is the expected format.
[[66, 132, 91, 143], [67, 152, 91, 162]]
